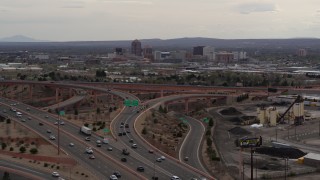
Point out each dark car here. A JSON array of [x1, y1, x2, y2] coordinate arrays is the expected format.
[[125, 124, 129, 128], [113, 171, 121, 178], [122, 149, 130, 155], [39, 122, 43, 126], [137, 166, 144, 172], [121, 157, 127, 162], [118, 132, 122, 136], [122, 132, 126, 135]]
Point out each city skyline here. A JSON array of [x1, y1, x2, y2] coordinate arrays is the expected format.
[[1, 0, 320, 41]]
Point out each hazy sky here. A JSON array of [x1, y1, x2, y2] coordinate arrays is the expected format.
[[1, 0, 319, 41]]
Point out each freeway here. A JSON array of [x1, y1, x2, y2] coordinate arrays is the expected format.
[[178, 115, 208, 174], [0, 98, 145, 180], [0, 81, 216, 179], [113, 94, 217, 179]]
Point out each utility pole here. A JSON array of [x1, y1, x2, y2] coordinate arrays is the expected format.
[[57, 99, 60, 155], [251, 147, 254, 180], [284, 157, 287, 180]]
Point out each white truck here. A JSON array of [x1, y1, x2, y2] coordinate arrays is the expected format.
[[80, 126, 92, 136], [16, 112, 22, 117]]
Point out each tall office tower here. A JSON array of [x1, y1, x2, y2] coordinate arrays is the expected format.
[[143, 46, 153, 60], [115, 48, 124, 55], [298, 49, 307, 57], [193, 46, 205, 56], [131, 39, 142, 56], [203, 46, 215, 61], [154, 51, 161, 61]]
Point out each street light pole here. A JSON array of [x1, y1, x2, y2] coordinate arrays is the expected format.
[[251, 147, 254, 180]]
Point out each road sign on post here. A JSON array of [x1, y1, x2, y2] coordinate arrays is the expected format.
[[103, 128, 110, 133], [203, 117, 209, 123], [59, 111, 65, 116]]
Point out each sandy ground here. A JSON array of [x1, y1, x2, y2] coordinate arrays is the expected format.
[[1, 154, 97, 180], [0, 120, 98, 180]]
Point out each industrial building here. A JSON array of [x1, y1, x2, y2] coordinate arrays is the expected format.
[[303, 153, 320, 168]]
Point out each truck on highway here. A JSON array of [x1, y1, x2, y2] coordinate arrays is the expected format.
[[80, 126, 92, 136]]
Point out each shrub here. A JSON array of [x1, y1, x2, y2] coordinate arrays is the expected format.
[[205, 130, 211, 136], [142, 127, 147, 135], [30, 148, 38, 154], [19, 146, 26, 153], [6, 119, 11, 124], [9, 147, 14, 151], [44, 163, 48, 167], [2, 143, 7, 150], [56, 166, 60, 169], [209, 118, 214, 127], [206, 137, 212, 147], [153, 118, 158, 124], [176, 131, 183, 137]]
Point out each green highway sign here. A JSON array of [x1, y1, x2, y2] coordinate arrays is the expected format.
[[203, 117, 209, 123], [124, 100, 131, 106], [103, 128, 110, 133], [124, 99, 139, 107], [132, 100, 139, 106], [59, 111, 65, 116]]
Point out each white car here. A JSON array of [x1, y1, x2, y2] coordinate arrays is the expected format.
[[86, 147, 93, 154], [156, 158, 162, 162], [60, 121, 65, 125], [131, 144, 137, 148], [171, 176, 180, 180], [69, 143, 74, 147], [49, 135, 56, 140], [52, 172, 60, 177], [110, 175, 118, 180], [160, 156, 165, 160]]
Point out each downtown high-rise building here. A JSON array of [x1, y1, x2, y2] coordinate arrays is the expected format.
[[131, 39, 142, 56]]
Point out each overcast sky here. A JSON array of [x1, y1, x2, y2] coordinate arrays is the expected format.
[[1, 0, 319, 41]]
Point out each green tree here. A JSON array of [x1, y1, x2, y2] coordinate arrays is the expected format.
[[159, 105, 164, 113], [1, 143, 7, 150], [206, 137, 212, 147], [97, 108, 101, 114], [2, 171, 10, 180], [205, 130, 211, 136], [209, 118, 214, 127], [74, 109, 78, 115]]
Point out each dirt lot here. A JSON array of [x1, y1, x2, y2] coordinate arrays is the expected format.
[[136, 109, 189, 158], [209, 103, 320, 180]]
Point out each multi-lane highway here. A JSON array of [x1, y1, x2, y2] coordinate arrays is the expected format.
[[0, 97, 145, 180], [0, 81, 216, 179]]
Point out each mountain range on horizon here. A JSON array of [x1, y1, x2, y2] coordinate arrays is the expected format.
[[1, 35, 320, 49]]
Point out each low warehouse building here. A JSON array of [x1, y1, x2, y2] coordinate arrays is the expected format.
[[304, 153, 320, 168]]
